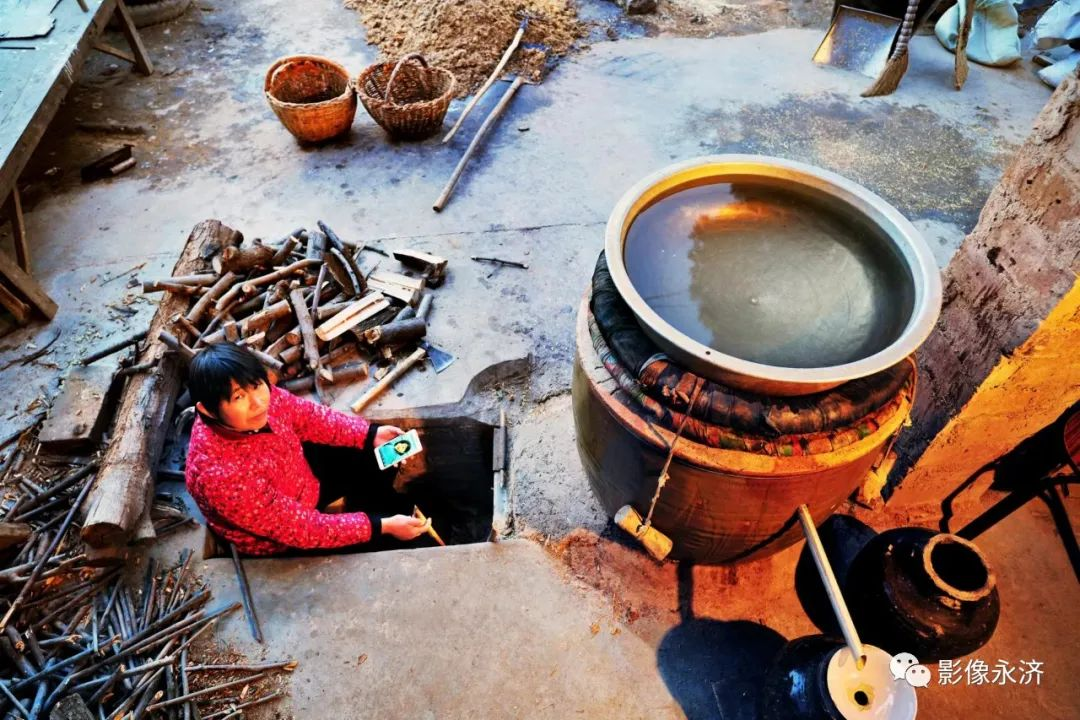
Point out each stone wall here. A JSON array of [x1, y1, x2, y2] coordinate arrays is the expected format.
[[887, 71, 1080, 513]]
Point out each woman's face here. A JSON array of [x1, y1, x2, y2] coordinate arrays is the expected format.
[[207, 379, 270, 432]]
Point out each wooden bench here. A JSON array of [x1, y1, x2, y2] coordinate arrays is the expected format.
[[0, 0, 153, 325]]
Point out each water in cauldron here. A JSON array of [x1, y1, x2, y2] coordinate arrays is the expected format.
[[624, 179, 915, 369]]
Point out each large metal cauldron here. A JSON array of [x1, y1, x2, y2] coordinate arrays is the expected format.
[[573, 304, 910, 564], [575, 156, 936, 563], [605, 155, 942, 396]]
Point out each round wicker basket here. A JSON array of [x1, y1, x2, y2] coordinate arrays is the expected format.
[[356, 54, 456, 141], [265, 55, 357, 143]]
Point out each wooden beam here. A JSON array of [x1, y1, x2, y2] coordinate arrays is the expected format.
[[112, 0, 153, 75], [0, 249, 57, 319], [0, 282, 30, 325], [81, 220, 232, 549], [92, 40, 135, 66], [3, 189, 29, 273]]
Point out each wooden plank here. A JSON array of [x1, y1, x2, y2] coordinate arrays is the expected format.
[[314, 292, 388, 342], [38, 364, 118, 452], [0, 280, 30, 325], [111, 0, 153, 75], [3, 188, 29, 272], [92, 40, 135, 66], [368, 270, 425, 293], [366, 277, 420, 307], [0, 248, 57, 318], [0, 0, 117, 200], [81, 220, 229, 549]]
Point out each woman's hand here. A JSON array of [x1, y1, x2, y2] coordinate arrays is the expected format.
[[374, 425, 406, 447], [381, 515, 430, 541]]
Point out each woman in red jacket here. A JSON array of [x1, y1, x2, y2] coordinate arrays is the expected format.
[[184, 343, 429, 555]]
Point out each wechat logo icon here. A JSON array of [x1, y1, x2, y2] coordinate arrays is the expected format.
[[891, 652, 931, 688]]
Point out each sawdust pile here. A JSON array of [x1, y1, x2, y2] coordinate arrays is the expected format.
[[344, 0, 584, 95]]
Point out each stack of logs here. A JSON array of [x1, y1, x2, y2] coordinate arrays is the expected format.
[[0, 444, 294, 719], [147, 220, 446, 400], [79, 219, 447, 553]]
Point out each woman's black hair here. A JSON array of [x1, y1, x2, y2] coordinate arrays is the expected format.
[[188, 343, 268, 416]]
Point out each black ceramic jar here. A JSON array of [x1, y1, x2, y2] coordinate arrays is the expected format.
[[845, 528, 1000, 661]]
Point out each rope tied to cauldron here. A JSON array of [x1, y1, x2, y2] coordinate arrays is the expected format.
[[637, 377, 706, 539]]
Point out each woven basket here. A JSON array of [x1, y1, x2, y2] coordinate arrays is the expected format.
[[265, 55, 357, 143], [356, 53, 456, 141]]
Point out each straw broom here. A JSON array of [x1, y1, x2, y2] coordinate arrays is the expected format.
[[862, 0, 921, 97]]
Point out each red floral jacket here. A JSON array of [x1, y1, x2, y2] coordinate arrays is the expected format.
[[185, 384, 378, 555]]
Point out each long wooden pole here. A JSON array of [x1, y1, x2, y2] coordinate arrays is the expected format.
[[433, 76, 526, 212], [442, 17, 528, 144]]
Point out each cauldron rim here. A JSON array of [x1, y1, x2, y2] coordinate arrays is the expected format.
[[605, 155, 943, 396]]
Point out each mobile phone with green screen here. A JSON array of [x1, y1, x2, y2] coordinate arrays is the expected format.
[[375, 429, 423, 470]]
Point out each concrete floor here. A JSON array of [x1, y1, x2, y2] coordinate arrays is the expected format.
[[2, 0, 1077, 717]]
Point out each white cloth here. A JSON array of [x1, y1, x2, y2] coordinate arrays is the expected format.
[[935, 0, 1021, 67], [1032, 0, 1080, 49]]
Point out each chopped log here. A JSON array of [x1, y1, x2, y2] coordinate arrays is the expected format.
[[315, 301, 354, 322], [186, 271, 237, 325], [160, 330, 197, 364], [320, 343, 363, 367], [251, 349, 285, 374], [0, 523, 31, 551], [201, 300, 293, 344], [142, 280, 205, 296], [314, 293, 390, 342], [270, 236, 298, 266], [366, 277, 420, 307], [416, 292, 433, 321], [288, 289, 320, 372], [324, 248, 362, 297], [198, 224, 242, 261], [318, 221, 366, 293], [368, 270, 425, 293], [230, 292, 269, 319], [239, 331, 266, 348], [281, 362, 368, 393], [263, 334, 293, 362], [306, 229, 328, 261], [220, 244, 275, 274], [83, 220, 229, 549], [279, 345, 302, 365], [364, 319, 427, 348], [170, 314, 201, 342], [393, 249, 447, 287], [235, 259, 320, 299]]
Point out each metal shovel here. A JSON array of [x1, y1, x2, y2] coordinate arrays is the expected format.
[[813, 0, 945, 80], [813, 5, 901, 79]]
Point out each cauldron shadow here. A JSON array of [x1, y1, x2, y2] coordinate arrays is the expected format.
[[657, 563, 787, 720]]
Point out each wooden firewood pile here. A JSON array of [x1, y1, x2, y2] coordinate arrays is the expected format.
[[146, 219, 446, 403], [0, 443, 294, 719]]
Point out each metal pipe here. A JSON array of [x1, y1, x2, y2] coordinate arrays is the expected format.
[[797, 504, 865, 669]]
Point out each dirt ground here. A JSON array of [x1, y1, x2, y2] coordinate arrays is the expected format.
[[339, 0, 834, 97], [633, 0, 832, 38]]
